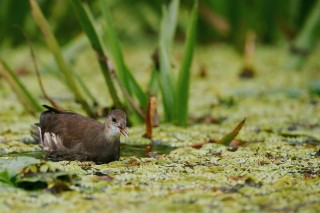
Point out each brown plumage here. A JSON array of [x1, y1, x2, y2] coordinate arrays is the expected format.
[[32, 105, 128, 163]]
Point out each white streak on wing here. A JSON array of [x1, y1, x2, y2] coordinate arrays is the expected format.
[[43, 133, 52, 150], [38, 126, 43, 145], [51, 133, 64, 149], [43, 132, 64, 151]]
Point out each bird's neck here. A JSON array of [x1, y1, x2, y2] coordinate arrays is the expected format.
[[104, 123, 120, 142]]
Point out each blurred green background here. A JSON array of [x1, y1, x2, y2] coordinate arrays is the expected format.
[[1, 0, 319, 49], [0, 0, 320, 124]]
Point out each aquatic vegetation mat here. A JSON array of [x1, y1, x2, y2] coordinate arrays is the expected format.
[[0, 46, 320, 212], [0, 142, 319, 212]]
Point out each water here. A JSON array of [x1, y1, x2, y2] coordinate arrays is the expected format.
[[120, 143, 175, 157], [0, 143, 175, 166]]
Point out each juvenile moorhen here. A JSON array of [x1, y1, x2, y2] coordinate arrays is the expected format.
[[32, 105, 128, 163]]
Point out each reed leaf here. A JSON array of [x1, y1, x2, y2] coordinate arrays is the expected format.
[[42, 35, 97, 105], [73, 72, 98, 106], [69, 0, 122, 108], [0, 59, 42, 112], [218, 119, 246, 146], [0, 70, 34, 114], [290, 0, 320, 69], [147, 68, 159, 96], [29, 0, 95, 117], [99, 0, 147, 109], [158, 0, 179, 121], [175, 1, 198, 126]]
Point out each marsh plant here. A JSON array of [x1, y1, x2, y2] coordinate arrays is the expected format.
[[2, 0, 319, 124], [69, 0, 198, 125], [1, 0, 198, 126]]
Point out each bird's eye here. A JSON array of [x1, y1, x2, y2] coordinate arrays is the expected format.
[[112, 117, 117, 123]]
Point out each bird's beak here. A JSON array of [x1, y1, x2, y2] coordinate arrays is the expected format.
[[119, 127, 128, 138]]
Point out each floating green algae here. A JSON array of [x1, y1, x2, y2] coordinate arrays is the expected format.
[[0, 142, 318, 212], [0, 45, 320, 212]]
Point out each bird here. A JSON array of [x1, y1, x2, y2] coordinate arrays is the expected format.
[[31, 105, 128, 163]]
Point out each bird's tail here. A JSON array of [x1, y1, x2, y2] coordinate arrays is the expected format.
[[30, 124, 42, 144], [42, 105, 64, 113]]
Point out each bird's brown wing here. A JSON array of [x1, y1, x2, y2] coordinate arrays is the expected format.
[[39, 109, 104, 150]]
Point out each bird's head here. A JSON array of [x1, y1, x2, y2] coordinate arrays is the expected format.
[[104, 109, 128, 139]]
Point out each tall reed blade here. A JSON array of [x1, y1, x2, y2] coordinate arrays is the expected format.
[[0, 59, 42, 113], [148, 67, 159, 96], [289, 0, 320, 69], [158, 0, 179, 121], [29, 0, 95, 117], [175, 1, 198, 125], [99, 0, 147, 109], [69, 0, 122, 108]]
